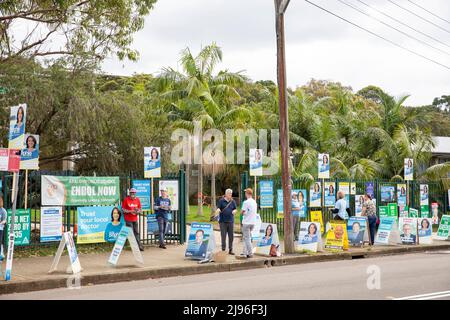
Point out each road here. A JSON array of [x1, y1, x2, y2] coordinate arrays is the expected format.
[[2, 251, 450, 300]]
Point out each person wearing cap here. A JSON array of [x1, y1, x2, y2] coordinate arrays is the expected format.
[[240, 188, 258, 258], [122, 188, 144, 251], [154, 187, 172, 249]]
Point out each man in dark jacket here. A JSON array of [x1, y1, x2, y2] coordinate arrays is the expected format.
[[215, 189, 237, 255]]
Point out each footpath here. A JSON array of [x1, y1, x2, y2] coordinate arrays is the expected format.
[[1, 228, 449, 295]]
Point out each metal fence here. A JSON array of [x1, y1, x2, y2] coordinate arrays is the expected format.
[[0, 170, 187, 250], [241, 172, 448, 236]]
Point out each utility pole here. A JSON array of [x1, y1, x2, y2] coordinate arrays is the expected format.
[[274, 0, 294, 253]]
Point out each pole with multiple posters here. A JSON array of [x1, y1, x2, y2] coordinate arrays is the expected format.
[[4, 172, 20, 281]]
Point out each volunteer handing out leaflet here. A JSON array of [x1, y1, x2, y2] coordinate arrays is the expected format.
[[122, 188, 144, 251], [154, 188, 172, 249]]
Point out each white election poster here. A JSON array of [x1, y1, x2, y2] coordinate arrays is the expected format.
[[159, 180, 179, 211], [296, 222, 321, 253], [40, 207, 63, 242]]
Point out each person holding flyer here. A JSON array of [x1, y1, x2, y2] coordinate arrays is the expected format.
[[0, 197, 6, 260], [122, 188, 144, 251], [240, 188, 257, 258], [154, 188, 172, 249]]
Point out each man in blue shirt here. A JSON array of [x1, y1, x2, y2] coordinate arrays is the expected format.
[[215, 189, 237, 255], [154, 188, 172, 249]]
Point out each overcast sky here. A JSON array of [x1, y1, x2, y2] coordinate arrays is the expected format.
[[102, 0, 450, 106]]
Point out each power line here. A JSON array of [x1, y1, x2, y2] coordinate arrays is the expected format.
[[387, 0, 450, 34], [303, 0, 450, 70], [336, 0, 450, 56], [407, 0, 450, 25], [356, 0, 450, 49]]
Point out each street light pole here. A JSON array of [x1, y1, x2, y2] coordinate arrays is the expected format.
[[274, 0, 294, 253]]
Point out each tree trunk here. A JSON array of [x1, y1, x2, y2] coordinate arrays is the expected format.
[[197, 162, 203, 216], [186, 162, 190, 211]]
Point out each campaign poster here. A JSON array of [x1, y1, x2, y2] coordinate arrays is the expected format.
[[435, 215, 450, 240], [404, 158, 414, 181], [350, 182, 356, 196], [296, 222, 320, 253], [277, 189, 307, 218], [147, 213, 159, 234], [0, 148, 20, 172], [347, 217, 367, 245], [399, 217, 417, 245], [309, 181, 322, 207], [420, 205, 430, 218], [249, 148, 263, 176], [388, 203, 398, 219], [431, 203, 439, 225], [159, 180, 179, 211], [379, 206, 388, 218], [338, 182, 350, 206], [259, 180, 273, 208], [41, 176, 120, 206], [40, 207, 63, 242], [374, 217, 396, 245], [251, 214, 262, 241], [418, 218, 433, 244], [144, 146, 161, 178], [310, 211, 324, 233], [365, 182, 375, 199], [8, 104, 27, 150], [77, 206, 120, 244], [20, 134, 39, 170], [420, 184, 429, 206], [132, 180, 151, 210], [64, 232, 81, 273], [324, 182, 336, 207], [409, 208, 419, 218], [397, 184, 407, 207], [324, 222, 347, 251], [318, 153, 330, 179], [6, 209, 31, 246], [256, 223, 280, 256], [380, 185, 395, 203], [185, 223, 212, 259], [355, 195, 365, 217]]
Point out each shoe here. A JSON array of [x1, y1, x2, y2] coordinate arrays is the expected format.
[[239, 253, 247, 258], [247, 255, 253, 258], [228, 251, 235, 255], [159, 244, 167, 249], [139, 247, 144, 252]]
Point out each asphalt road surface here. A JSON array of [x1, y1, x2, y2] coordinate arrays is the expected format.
[[2, 251, 450, 300]]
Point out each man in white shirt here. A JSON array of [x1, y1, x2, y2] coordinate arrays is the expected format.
[[240, 188, 258, 258], [333, 190, 348, 220]]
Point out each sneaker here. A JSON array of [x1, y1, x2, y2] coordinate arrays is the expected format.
[[247, 255, 253, 258], [139, 247, 144, 252], [159, 244, 167, 249], [239, 253, 247, 258], [228, 251, 235, 255]]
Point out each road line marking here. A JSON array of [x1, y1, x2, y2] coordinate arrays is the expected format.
[[394, 290, 450, 300]]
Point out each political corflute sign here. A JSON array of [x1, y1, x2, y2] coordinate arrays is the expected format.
[[41, 176, 120, 206]]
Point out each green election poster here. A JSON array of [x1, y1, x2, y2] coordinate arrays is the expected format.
[[6, 209, 31, 246]]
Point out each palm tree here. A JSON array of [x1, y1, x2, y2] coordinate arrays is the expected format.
[[156, 43, 247, 216]]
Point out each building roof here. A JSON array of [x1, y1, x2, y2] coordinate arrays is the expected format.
[[432, 136, 450, 155]]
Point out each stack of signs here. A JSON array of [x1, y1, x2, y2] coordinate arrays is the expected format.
[[409, 208, 419, 218], [309, 182, 322, 208], [398, 217, 418, 245], [185, 223, 214, 260], [296, 222, 322, 253], [48, 232, 81, 274], [435, 215, 450, 240], [417, 218, 433, 244], [108, 226, 144, 266], [324, 222, 348, 251], [374, 217, 401, 245], [277, 189, 307, 219], [256, 223, 280, 256], [355, 195, 365, 217], [347, 217, 369, 246], [310, 211, 324, 234], [324, 182, 336, 207]]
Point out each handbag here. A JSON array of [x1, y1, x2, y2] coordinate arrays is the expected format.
[[269, 244, 278, 257], [212, 199, 235, 222]]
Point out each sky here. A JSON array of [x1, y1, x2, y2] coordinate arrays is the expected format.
[[102, 0, 450, 106]]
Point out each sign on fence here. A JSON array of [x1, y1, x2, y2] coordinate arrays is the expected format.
[[40, 207, 63, 242], [41, 176, 120, 206], [259, 180, 273, 208], [132, 180, 151, 210], [77, 206, 120, 244], [6, 209, 30, 246]]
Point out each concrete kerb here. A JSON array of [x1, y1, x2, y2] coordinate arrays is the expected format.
[[1, 243, 449, 295]]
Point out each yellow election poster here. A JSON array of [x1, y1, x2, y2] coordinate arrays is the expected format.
[[324, 222, 348, 251], [310, 211, 324, 234]]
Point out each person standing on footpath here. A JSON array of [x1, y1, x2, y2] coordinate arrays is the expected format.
[[215, 189, 237, 255], [332, 190, 347, 221], [240, 188, 257, 258], [0, 197, 6, 260], [154, 187, 172, 249], [122, 188, 144, 251], [361, 193, 377, 245]]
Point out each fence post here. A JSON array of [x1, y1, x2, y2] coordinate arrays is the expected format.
[[179, 169, 186, 244], [240, 171, 249, 203]]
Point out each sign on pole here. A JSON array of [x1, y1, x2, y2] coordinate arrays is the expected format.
[[8, 104, 27, 150], [318, 153, 330, 179], [144, 147, 161, 178], [20, 134, 39, 170], [249, 148, 263, 176], [6, 209, 31, 246]]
